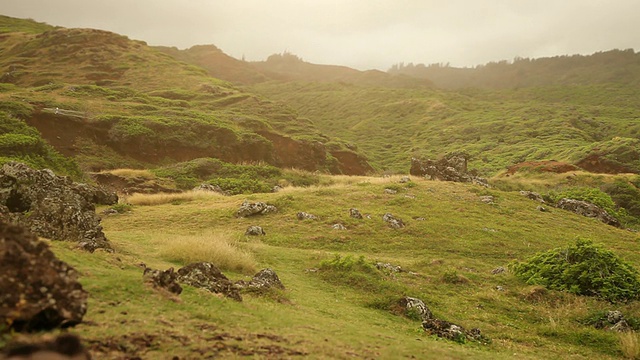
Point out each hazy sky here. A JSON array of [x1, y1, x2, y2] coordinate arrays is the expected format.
[[2, 0, 639, 70]]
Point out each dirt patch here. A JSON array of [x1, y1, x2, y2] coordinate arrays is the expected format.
[[576, 153, 635, 174], [505, 160, 579, 175]]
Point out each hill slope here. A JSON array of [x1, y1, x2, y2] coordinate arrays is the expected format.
[[0, 16, 372, 175], [13, 175, 640, 359]]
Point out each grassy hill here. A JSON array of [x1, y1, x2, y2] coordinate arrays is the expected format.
[[249, 81, 640, 176], [0, 16, 372, 176], [9, 175, 639, 359]]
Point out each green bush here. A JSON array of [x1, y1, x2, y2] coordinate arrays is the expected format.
[[207, 178, 272, 195], [510, 239, 640, 303], [602, 179, 640, 222]]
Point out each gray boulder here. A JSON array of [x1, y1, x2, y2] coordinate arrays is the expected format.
[[520, 190, 545, 203], [0, 162, 112, 252], [383, 213, 405, 229], [332, 223, 347, 230], [0, 221, 88, 332], [245, 225, 266, 236], [557, 198, 620, 227], [376, 262, 402, 273], [176, 262, 241, 301], [398, 296, 433, 321], [236, 201, 277, 217]]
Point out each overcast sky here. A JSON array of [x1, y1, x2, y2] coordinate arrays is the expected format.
[[2, 0, 639, 70]]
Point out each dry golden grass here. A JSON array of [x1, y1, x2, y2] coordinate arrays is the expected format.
[[101, 168, 156, 179], [620, 331, 640, 359], [153, 231, 257, 274], [126, 190, 223, 206]]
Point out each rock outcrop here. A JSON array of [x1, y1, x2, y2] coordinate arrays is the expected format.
[[398, 297, 432, 321], [142, 267, 183, 295], [0, 221, 88, 332], [520, 190, 545, 203], [410, 153, 488, 186], [594, 310, 632, 332], [349, 208, 363, 219], [176, 262, 242, 301], [557, 198, 620, 227], [422, 318, 486, 343], [236, 201, 277, 217], [0, 162, 112, 251]]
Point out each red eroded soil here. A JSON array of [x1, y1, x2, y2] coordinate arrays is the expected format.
[[505, 160, 580, 175]]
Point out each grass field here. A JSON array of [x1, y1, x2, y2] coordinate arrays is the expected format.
[[10, 175, 638, 359]]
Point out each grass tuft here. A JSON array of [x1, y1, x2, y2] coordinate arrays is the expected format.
[[154, 231, 257, 274], [620, 331, 640, 359], [126, 190, 223, 206]]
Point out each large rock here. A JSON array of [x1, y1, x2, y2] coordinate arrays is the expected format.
[[236, 201, 277, 218], [0, 221, 88, 332], [236, 268, 285, 292], [142, 267, 183, 295], [556, 198, 620, 227], [410, 153, 488, 186], [177, 262, 242, 301], [0, 162, 112, 251]]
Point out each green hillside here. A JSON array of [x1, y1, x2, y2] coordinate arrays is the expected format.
[[16, 175, 640, 359], [249, 81, 640, 175], [0, 16, 372, 176]]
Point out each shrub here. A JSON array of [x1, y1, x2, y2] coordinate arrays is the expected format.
[[319, 255, 396, 293], [510, 239, 640, 303], [602, 179, 640, 223]]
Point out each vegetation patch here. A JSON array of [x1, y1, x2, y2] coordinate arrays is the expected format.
[[511, 238, 640, 303]]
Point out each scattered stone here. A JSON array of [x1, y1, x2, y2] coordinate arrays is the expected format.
[[236, 201, 277, 217], [495, 286, 505, 292], [480, 196, 494, 204], [0, 162, 112, 252], [491, 267, 506, 275], [482, 227, 497, 232], [422, 318, 487, 343], [399, 176, 411, 183], [557, 198, 620, 227], [245, 225, 266, 236], [376, 262, 402, 273], [272, 185, 283, 192], [193, 183, 228, 195], [296, 211, 318, 220], [143, 267, 182, 295], [177, 262, 241, 301], [332, 223, 347, 230], [2, 333, 90, 359], [384, 188, 398, 194], [404, 194, 417, 199], [398, 297, 432, 321], [236, 268, 285, 292], [365, 214, 372, 219], [0, 221, 89, 332], [382, 213, 405, 229], [413, 217, 426, 221], [536, 205, 549, 212], [305, 268, 320, 273], [349, 208, 363, 219], [101, 208, 119, 216], [594, 310, 632, 332], [520, 190, 545, 202], [410, 153, 488, 186]]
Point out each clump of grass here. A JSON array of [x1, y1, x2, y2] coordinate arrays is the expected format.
[[126, 190, 223, 206], [441, 268, 470, 284], [103, 168, 155, 179], [155, 231, 257, 274], [620, 331, 640, 359]]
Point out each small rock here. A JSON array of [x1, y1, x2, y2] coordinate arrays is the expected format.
[[376, 262, 402, 272], [349, 208, 363, 219], [607, 310, 624, 324], [332, 224, 347, 230], [245, 226, 266, 236], [236, 268, 285, 292], [536, 205, 548, 212], [491, 267, 506, 275], [495, 285, 505, 292], [610, 320, 631, 332], [236, 201, 277, 217], [399, 176, 411, 183], [413, 217, 426, 221], [384, 188, 398, 194], [479, 196, 494, 204], [399, 297, 433, 321], [382, 213, 405, 229], [297, 211, 318, 220], [272, 185, 282, 193], [520, 190, 545, 202], [193, 183, 228, 195]]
